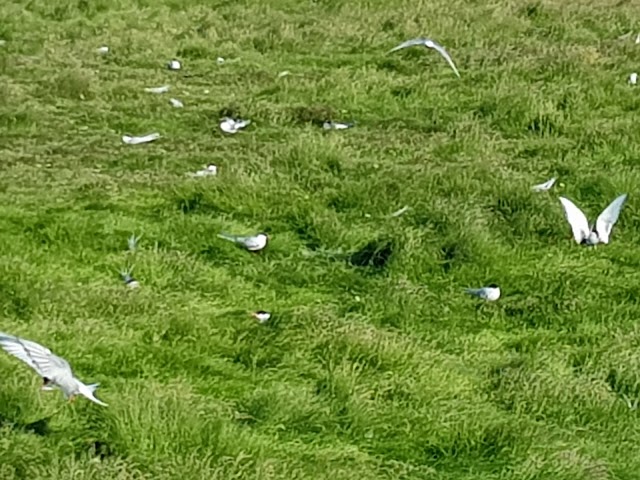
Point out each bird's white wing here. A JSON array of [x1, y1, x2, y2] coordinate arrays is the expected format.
[[0, 333, 72, 378], [531, 177, 556, 192], [427, 40, 461, 78], [595, 194, 628, 244], [387, 38, 428, 54], [559, 197, 590, 244]]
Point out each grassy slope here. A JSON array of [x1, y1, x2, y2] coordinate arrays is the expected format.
[[1, 0, 640, 478]]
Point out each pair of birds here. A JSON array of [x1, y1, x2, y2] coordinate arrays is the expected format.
[[465, 193, 629, 302]]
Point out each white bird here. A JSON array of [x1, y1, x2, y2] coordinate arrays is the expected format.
[[388, 37, 461, 78], [216, 57, 225, 65], [531, 177, 557, 192], [189, 164, 218, 177], [636, 33, 640, 45], [169, 98, 184, 108], [96, 46, 109, 54], [251, 311, 272, 324], [389, 205, 411, 217], [122, 133, 160, 145], [144, 85, 170, 94], [218, 232, 268, 252], [167, 59, 181, 70], [323, 121, 354, 130], [465, 284, 501, 301], [220, 117, 251, 134], [629, 73, 638, 85], [559, 194, 628, 245], [0, 332, 108, 407]]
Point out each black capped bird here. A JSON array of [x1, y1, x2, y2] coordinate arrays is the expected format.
[[251, 311, 272, 324], [465, 284, 501, 301]]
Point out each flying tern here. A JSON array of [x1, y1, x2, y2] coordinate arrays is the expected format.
[[0, 332, 108, 406], [559, 194, 628, 245], [388, 37, 460, 78]]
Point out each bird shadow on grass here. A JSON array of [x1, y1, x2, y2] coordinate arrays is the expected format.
[[0, 411, 53, 436]]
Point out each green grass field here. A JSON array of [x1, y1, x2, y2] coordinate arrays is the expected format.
[[1, 0, 640, 478]]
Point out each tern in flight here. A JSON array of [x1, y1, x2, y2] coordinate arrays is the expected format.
[[0, 332, 108, 406], [559, 194, 628, 246], [388, 37, 460, 78]]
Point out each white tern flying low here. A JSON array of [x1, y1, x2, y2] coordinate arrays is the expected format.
[[388, 37, 461, 78], [465, 284, 501, 301], [218, 232, 269, 252], [559, 193, 628, 245], [0, 332, 108, 407]]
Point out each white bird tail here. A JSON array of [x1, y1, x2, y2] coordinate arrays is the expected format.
[[78, 382, 108, 407]]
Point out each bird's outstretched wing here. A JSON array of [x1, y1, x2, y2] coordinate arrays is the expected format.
[[0, 332, 72, 379], [559, 197, 590, 244], [595, 194, 628, 244], [427, 40, 461, 78], [532, 177, 556, 192], [387, 37, 428, 54]]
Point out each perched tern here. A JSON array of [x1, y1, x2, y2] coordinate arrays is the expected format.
[[169, 98, 184, 108], [219, 117, 251, 134], [465, 284, 501, 301], [388, 37, 461, 78], [0, 332, 108, 406], [251, 311, 272, 324], [122, 133, 160, 145], [218, 232, 268, 252], [559, 194, 628, 245], [323, 121, 354, 130], [531, 177, 557, 192], [167, 59, 181, 70], [144, 85, 170, 94], [189, 164, 218, 177]]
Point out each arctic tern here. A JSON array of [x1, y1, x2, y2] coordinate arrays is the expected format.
[[218, 232, 268, 252], [465, 284, 501, 301], [388, 37, 460, 78], [0, 332, 108, 406], [251, 311, 272, 323], [559, 194, 628, 245]]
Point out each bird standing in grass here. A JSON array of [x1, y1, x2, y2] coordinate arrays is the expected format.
[[251, 311, 272, 324], [465, 284, 501, 301], [218, 232, 269, 252], [0, 332, 108, 407]]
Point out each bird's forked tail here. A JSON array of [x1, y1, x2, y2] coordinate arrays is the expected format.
[[78, 382, 109, 407]]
